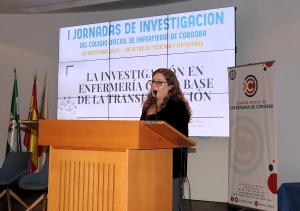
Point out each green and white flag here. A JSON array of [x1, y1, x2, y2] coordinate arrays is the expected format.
[[6, 69, 21, 155]]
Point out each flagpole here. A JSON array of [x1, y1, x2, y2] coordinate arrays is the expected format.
[[14, 68, 22, 152], [38, 70, 50, 170], [39, 71, 47, 116]]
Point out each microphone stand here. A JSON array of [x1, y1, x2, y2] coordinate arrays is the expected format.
[[153, 90, 158, 121]]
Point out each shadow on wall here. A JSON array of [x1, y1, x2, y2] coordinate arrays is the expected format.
[[46, 0, 191, 13]]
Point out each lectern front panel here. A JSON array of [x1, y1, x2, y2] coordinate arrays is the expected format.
[[48, 148, 127, 211]]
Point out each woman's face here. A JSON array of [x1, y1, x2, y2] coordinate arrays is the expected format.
[[151, 73, 172, 101]]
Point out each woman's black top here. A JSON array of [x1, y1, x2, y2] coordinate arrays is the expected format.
[[140, 99, 190, 178]]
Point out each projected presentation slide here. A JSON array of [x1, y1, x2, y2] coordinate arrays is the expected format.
[[57, 6, 236, 137]]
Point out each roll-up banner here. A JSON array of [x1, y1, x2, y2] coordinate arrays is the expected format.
[[228, 61, 277, 210]]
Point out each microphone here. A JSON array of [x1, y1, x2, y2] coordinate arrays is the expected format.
[[153, 90, 158, 121]]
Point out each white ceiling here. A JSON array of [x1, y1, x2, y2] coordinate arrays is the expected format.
[[0, 0, 189, 14]]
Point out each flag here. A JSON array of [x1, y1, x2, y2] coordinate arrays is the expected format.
[[23, 74, 40, 173], [38, 72, 50, 170], [6, 69, 21, 155]]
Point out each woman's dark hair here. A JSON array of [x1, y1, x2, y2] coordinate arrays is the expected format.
[[142, 68, 192, 118]]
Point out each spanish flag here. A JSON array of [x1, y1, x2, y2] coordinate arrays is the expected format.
[[23, 74, 40, 173]]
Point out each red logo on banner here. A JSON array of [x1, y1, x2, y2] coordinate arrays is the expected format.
[[243, 75, 258, 97]]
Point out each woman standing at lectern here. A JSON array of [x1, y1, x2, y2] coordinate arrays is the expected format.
[[140, 68, 191, 211]]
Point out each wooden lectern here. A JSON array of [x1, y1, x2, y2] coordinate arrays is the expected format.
[[36, 120, 196, 211]]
